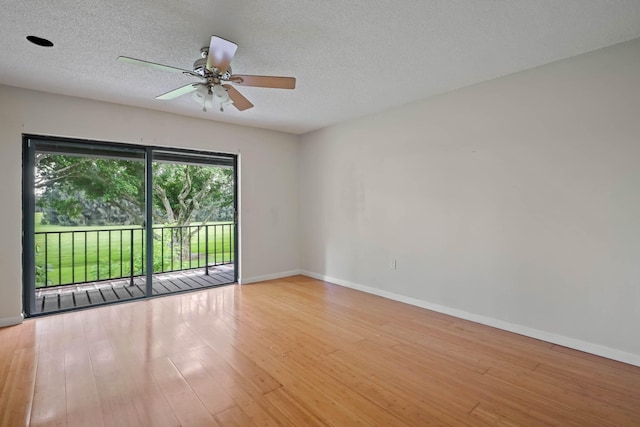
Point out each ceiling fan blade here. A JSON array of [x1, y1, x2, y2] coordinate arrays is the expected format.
[[229, 75, 296, 89], [206, 36, 238, 74], [223, 85, 253, 111], [156, 83, 200, 100], [117, 56, 202, 78]]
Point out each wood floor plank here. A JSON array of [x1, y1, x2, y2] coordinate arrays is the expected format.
[[262, 388, 329, 427], [87, 339, 142, 427], [485, 364, 640, 425], [550, 344, 640, 373], [534, 362, 640, 402], [29, 323, 67, 427], [0, 347, 37, 427], [469, 402, 535, 426], [187, 346, 284, 427], [152, 322, 208, 358], [64, 342, 105, 427], [0, 325, 21, 395], [3, 276, 640, 426], [116, 361, 180, 427], [185, 319, 283, 395], [380, 320, 539, 371], [171, 356, 236, 416], [320, 347, 482, 426], [214, 406, 257, 427], [327, 343, 481, 421], [147, 357, 220, 426], [211, 324, 414, 426]]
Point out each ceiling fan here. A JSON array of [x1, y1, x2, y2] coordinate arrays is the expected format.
[[117, 35, 296, 112]]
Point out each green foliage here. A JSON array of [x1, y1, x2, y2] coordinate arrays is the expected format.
[[36, 154, 234, 228], [37, 154, 145, 225], [153, 163, 234, 225], [39, 186, 142, 226], [35, 262, 53, 287]]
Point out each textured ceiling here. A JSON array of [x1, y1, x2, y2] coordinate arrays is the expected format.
[[1, 1, 640, 134]]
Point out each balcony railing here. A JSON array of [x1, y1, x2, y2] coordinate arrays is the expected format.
[[34, 223, 234, 288]]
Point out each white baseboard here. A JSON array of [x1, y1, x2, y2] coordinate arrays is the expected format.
[[0, 314, 24, 328], [301, 270, 640, 367], [239, 270, 302, 285]]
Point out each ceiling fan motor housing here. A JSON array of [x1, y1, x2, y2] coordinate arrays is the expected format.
[[194, 57, 231, 80], [193, 58, 207, 76]]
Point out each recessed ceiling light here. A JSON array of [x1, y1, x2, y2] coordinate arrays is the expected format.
[[26, 36, 54, 47]]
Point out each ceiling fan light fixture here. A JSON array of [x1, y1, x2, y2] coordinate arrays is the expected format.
[[212, 85, 233, 107], [192, 85, 213, 111], [191, 84, 233, 112], [191, 84, 208, 101]]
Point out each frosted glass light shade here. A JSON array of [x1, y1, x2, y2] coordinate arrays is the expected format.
[[192, 85, 213, 110], [191, 84, 233, 111]]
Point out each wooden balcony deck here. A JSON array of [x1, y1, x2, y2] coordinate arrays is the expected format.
[[34, 264, 235, 315]]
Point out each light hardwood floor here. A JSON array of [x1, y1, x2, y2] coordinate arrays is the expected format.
[[1, 275, 639, 426]]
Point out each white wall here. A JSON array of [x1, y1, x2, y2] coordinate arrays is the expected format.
[[299, 38, 640, 364], [0, 85, 299, 325]]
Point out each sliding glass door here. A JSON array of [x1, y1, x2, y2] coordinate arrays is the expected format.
[[22, 136, 237, 316], [148, 150, 237, 295]]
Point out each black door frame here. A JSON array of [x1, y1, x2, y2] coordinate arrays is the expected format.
[[22, 135, 238, 317]]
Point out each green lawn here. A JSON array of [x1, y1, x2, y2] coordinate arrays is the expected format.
[[34, 216, 234, 288]]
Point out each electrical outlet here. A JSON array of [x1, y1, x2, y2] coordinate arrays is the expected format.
[[391, 259, 397, 270]]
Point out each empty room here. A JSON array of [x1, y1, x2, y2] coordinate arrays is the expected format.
[[1, 1, 640, 426]]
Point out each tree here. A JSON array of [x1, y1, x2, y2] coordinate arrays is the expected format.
[[37, 154, 234, 257], [152, 163, 233, 259], [35, 153, 89, 189], [153, 163, 233, 225], [39, 186, 143, 226], [37, 155, 145, 225]]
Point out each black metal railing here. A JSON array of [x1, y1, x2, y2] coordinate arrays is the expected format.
[[34, 223, 234, 288]]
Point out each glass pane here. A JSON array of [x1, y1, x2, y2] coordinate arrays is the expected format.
[[150, 153, 235, 294], [33, 149, 146, 313]]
